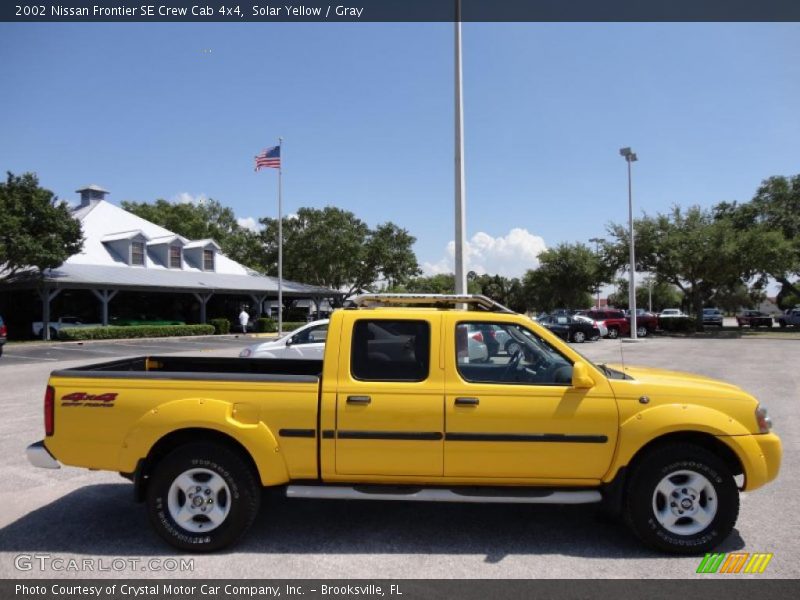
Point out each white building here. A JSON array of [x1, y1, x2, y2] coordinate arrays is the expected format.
[[1, 185, 336, 338]]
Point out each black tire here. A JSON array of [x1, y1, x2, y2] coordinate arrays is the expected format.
[[146, 442, 260, 552], [636, 325, 648, 338], [607, 327, 619, 339], [624, 443, 738, 555], [571, 330, 587, 343]]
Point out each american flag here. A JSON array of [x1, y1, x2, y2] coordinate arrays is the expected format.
[[254, 145, 281, 170]]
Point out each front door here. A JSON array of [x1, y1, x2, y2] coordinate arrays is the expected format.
[[335, 314, 444, 477], [444, 317, 618, 481]]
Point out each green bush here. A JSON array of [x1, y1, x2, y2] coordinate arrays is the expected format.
[[659, 316, 696, 333], [209, 318, 230, 335], [58, 324, 215, 341], [255, 317, 276, 333], [281, 321, 307, 332]]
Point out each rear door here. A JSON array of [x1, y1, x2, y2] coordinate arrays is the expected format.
[[334, 313, 444, 476]]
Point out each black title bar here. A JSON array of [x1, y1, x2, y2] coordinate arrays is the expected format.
[[3, 0, 800, 22]]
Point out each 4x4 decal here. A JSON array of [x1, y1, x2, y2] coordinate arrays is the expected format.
[[61, 392, 118, 407]]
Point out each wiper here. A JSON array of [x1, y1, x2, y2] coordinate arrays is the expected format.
[[596, 363, 611, 376]]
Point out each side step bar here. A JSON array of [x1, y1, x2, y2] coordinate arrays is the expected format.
[[286, 485, 602, 505]]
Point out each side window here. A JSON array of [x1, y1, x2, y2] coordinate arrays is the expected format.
[[351, 319, 430, 382], [292, 324, 328, 345], [456, 321, 573, 386]]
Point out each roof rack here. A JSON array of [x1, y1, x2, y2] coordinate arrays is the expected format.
[[350, 293, 516, 314]]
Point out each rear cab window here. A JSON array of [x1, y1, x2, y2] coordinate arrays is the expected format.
[[350, 319, 431, 382]]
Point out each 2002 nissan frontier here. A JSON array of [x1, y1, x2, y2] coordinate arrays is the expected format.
[[26, 294, 781, 554]]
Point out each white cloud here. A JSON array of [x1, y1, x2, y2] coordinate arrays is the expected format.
[[237, 216, 262, 232], [171, 192, 209, 205], [422, 228, 547, 278]]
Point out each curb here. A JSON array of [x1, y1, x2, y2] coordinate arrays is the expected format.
[[6, 333, 279, 348]]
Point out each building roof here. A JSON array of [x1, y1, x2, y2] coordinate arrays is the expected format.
[[41, 263, 332, 296], [29, 195, 337, 297], [76, 184, 110, 193], [101, 230, 148, 243], [184, 239, 222, 250]]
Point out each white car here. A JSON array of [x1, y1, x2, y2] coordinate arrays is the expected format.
[[239, 320, 329, 359], [573, 314, 607, 339], [659, 308, 688, 318]]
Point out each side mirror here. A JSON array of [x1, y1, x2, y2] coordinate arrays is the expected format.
[[285, 337, 293, 346], [572, 361, 595, 389]]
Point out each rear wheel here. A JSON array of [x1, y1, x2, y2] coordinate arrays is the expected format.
[[636, 325, 648, 338], [146, 442, 260, 552], [607, 327, 619, 339], [624, 443, 738, 554]]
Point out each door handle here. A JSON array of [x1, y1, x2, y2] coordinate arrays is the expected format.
[[347, 395, 372, 405], [454, 397, 480, 406]]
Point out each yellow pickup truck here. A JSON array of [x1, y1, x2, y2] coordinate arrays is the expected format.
[[27, 294, 781, 554]]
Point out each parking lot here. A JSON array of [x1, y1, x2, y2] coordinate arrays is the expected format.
[[0, 335, 797, 579]]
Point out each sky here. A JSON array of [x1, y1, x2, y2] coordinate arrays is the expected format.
[[1, 22, 799, 279]]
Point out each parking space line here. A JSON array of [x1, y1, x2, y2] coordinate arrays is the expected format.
[[1, 353, 60, 361], [52, 346, 126, 355]]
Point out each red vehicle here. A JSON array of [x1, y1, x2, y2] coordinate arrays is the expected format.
[[626, 309, 659, 338], [577, 308, 630, 339], [736, 310, 773, 328]]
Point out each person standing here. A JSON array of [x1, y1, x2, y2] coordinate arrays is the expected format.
[[238, 308, 250, 333]]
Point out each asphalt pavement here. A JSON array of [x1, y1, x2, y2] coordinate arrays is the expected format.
[[0, 335, 797, 579]]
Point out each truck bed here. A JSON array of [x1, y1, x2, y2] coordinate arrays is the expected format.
[[52, 356, 323, 382]]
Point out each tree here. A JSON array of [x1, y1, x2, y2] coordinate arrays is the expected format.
[[714, 175, 800, 308], [607, 278, 682, 312], [470, 273, 527, 312], [607, 205, 790, 329], [258, 207, 420, 295], [0, 172, 83, 282], [522, 243, 607, 312], [121, 197, 264, 270]]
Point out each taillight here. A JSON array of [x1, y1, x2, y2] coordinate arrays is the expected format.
[[44, 386, 54, 436], [0, 323, 6, 336], [471, 332, 484, 343]]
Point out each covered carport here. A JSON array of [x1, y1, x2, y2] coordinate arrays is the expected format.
[[1, 263, 340, 340]]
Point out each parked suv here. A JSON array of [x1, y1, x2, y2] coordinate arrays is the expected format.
[[578, 308, 630, 339], [0, 315, 6, 357], [702, 308, 724, 327]]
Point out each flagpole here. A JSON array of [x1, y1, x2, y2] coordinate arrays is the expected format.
[[277, 136, 283, 336], [454, 0, 467, 295]]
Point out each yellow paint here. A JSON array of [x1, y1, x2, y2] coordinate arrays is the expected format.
[[42, 306, 781, 494]]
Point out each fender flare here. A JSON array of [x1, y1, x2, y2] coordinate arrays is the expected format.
[[117, 397, 289, 486], [604, 403, 752, 482]]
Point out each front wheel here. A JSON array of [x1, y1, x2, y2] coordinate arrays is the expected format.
[[636, 325, 648, 338], [624, 443, 738, 554], [146, 442, 260, 552], [571, 330, 587, 343], [607, 327, 619, 339]]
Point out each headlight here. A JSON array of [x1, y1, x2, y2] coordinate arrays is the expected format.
[[755, 405, 772, 433], [239, 348, 252, 358]]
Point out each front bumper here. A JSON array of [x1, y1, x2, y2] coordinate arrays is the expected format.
[[26, 441, 61, 469]]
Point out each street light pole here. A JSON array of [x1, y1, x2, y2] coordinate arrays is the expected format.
[[589, 237, 605, 308], [454, 0, 467, 295], [620, 147, 638, 340]]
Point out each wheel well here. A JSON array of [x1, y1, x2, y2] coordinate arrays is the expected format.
[[627, 431, 744, 479], [133, 428, 261, 502]]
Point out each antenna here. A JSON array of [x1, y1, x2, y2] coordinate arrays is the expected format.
[[618, 338, 626, 373]]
